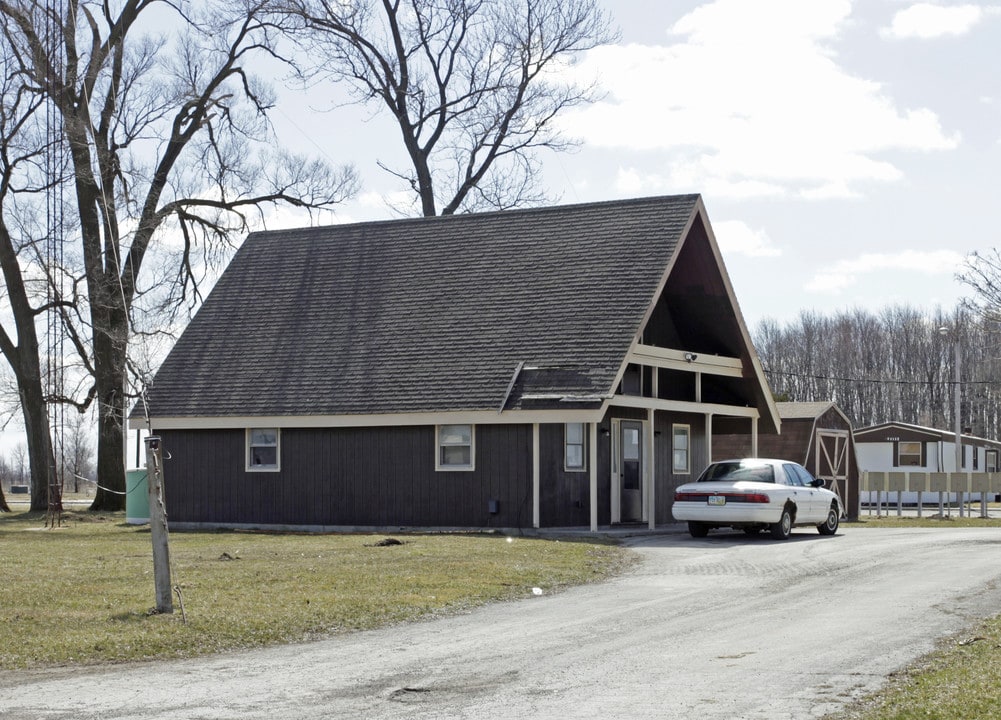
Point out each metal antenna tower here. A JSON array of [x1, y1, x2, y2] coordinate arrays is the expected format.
[[45, 0, 67, 527]]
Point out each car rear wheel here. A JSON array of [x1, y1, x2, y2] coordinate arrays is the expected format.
[[770, 506, 793, 540], [818, 504, 840, 535], [688, 521, 709, 538]]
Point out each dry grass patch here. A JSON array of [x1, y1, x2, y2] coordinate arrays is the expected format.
[[847, 515, 1001, 529], [828, 617, 1001, 720], [0, 510, 631, 670]]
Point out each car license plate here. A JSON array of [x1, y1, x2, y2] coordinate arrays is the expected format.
[[707, 495, 726, 506]]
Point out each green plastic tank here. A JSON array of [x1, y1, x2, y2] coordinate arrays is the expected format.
[[125, 469, 149, 525]]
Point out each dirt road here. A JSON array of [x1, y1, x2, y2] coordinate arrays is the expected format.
[[5, 526, 1001, 719]]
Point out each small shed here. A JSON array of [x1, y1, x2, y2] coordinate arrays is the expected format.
[[713, 401, 860, 519]]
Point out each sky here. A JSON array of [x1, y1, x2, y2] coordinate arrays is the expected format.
[[271, 0, 1001, 330]]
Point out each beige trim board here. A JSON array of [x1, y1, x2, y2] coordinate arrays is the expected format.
[[135, 407, 606, 431]]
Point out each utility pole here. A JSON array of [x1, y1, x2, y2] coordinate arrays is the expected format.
[[145, 436, 172, 614], [953, 338, 964, 518]]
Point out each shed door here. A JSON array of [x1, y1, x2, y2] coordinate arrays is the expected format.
[[816, 430, 850, 510]]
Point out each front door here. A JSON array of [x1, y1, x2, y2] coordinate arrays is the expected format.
[[620, 421, 643, 522]]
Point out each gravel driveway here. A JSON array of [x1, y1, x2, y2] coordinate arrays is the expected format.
[[5, 525, 1001, 719]]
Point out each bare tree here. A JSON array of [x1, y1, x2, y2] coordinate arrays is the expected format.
[[0, 32, 58, 511], [60, 409, 93, 493], [0, 452, 12, 511], [284, 0, 615, 216], [959, 250, 1001, 322], [753, 304, 1001, 440], [0, 0, 357, 510]]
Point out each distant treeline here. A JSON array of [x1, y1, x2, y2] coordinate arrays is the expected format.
[[753, 304, 1001, 439]]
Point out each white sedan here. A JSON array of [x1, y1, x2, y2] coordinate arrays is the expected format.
[[672, 458, 843, 540]]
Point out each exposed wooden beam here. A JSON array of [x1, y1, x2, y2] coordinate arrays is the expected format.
[[629, 344, 744, 377]]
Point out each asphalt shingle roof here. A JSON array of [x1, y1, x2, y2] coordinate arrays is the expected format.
[[144, 194, 701, 418]]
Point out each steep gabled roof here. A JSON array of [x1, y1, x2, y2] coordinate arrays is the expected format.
[[144, 195, 704, 418], [142, 193, 778, 429]]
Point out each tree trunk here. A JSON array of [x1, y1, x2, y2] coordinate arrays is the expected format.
[[0, 485, 10, 512], [20, 378, 55, 512], [1, 223, 56, 513], [88, 299, 128, 512]]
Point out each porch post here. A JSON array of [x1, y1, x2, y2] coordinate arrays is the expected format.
[[751, 416, 759, 458], [532, 423, 540, 529], [705, 413, 713, 464], [647, 408, 656, 530], [590, 422, 598, 532]]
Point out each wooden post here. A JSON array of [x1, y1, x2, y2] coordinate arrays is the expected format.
[[145, 436, 173, 614]]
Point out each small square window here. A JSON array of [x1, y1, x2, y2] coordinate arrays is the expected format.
[[565, 423, 586, 472], [437, 424, 474, 470], [247, 428, 280, 472]]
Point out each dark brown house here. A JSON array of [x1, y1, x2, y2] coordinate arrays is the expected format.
[[134, 194, 780, 531], [713, 401, 859, 519]]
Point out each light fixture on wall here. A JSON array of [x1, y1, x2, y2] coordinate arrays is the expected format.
[[684, 352, 698, 363], [600, 427, 610, 436]]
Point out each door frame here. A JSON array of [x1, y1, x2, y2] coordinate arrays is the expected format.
[[610, 418, 648, 523], [816, 429, 850, 511]]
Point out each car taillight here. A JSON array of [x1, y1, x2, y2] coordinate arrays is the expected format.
[[675, 492, 701, 502], [744, 493, 771, 503]]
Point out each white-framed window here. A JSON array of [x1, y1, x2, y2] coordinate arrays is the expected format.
[[247, 428, 280, 472], [987, 450, 998, 473], [564, 423, 586, 472], [896, 441, 922, 467], [672, 424, 690, 474], [437, 424, 475, 470]]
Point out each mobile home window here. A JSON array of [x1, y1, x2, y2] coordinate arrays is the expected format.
[[896, 441, 922, 467], [247, 428, 280, 472], [565, 423, 586, 471], [437, 424, 474, 470], [673, 424, 691, 474], [987, 450, 998, 473]]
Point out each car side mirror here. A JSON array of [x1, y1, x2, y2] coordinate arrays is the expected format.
[[811, 478, 825, 488]]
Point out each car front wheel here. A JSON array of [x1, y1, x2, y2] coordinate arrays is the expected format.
[[770, 506, 793, 540], [818, 504, 840, 535]]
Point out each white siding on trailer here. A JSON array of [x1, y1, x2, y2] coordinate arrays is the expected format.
[[855, 443, 891, 472]]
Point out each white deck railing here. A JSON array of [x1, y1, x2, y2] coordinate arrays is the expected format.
[[860, 471, 999, 518]]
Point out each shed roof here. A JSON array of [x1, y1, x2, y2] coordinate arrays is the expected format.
[[141, 194, 776, 427], [776, 402, 839, 420]]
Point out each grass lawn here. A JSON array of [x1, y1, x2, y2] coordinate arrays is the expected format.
[[0, 509, 631, 670]]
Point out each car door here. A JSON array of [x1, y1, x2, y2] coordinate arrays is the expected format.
[[781, 463, 818, 522], [786, 463, 824, 521]]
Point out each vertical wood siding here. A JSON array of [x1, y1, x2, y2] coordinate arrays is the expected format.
[[158, 425, 535, 528], [538, 424, 592, 527], [654, 412, 707, 524]]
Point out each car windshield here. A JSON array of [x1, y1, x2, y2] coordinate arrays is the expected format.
[[697, 461, 775, 484]]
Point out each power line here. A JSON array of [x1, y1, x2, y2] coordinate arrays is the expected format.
[[762, 368, 997, 387]]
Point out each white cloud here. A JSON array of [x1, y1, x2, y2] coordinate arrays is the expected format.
[[881, 4, 986, 39], [558, 0, 959, 199], [805, 249, 964, 294], [713, 220, 782, 257]]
